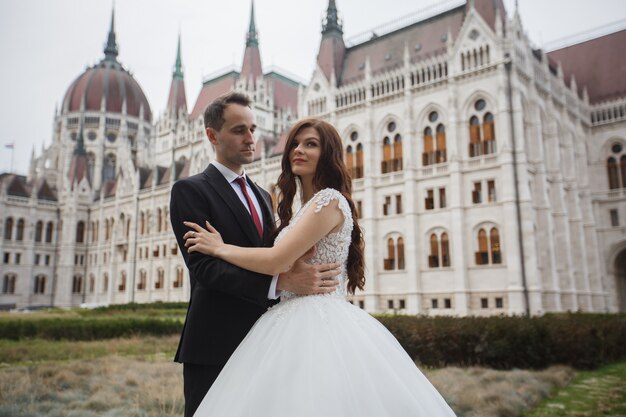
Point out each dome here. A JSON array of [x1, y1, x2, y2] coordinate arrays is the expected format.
[[61, 10, 152, 122]]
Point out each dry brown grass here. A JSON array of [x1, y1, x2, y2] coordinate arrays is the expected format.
[[424, 366, 574, 417], [0, 352, 574, 417]]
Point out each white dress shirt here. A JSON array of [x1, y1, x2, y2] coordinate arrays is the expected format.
[[211, 161, 280, 299]]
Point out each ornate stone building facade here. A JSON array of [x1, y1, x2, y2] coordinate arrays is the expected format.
[[2, 1, 625, 314]]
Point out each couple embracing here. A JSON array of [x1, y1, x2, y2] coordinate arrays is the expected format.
[[169, 92, 457, 416]]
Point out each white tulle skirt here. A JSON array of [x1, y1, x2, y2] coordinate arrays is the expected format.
[[194, 295, 457, 416]]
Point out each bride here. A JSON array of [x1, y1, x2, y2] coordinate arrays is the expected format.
[[183, 118, 457, 416]]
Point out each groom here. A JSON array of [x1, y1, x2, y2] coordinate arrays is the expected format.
[[170, 92, 341, 417]]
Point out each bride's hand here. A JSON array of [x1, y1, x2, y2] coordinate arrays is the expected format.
[[183, 221, 224, 256]]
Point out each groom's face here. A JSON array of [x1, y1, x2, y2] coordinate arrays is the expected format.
[[207, 104, 257, 174]]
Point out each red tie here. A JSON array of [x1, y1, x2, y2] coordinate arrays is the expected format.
[[235, 176, 263, 238]]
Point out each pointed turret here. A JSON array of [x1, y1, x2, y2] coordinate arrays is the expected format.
[[240, 1, 263, 83], [166, 33, 188, 116], [103, 6, 119, 62], [68, 120, 91, 189], [316, 0, 345, 85]]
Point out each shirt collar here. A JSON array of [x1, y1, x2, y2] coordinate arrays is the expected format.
[[211, 160, 248, 184]]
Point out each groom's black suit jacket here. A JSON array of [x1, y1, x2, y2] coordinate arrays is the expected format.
[[170, 164, 275, 366]]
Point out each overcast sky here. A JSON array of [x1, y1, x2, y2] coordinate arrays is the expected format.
[[1, 0, 625, 174]]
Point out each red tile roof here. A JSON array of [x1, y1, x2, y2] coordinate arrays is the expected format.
[[190, 72, 238, 120], [547, 29, 626, 104]]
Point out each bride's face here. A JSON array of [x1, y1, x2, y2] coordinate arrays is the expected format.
[[290, 127, 321, 180]]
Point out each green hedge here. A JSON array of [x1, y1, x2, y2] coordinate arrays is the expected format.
[[1, 310, 624, 370], [0, 317, 182, 341], [375, 313, 626, 370]]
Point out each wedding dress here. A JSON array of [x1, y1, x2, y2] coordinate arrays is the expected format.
[[194, 188, 457, 416]]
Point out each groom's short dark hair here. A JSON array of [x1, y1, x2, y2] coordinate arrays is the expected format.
[[204, 92, 252, 130]]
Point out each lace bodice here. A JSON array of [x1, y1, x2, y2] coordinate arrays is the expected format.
[[275, 188, 353, 301]]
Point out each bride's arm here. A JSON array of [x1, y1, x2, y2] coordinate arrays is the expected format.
[[184, 199, 344, 276]]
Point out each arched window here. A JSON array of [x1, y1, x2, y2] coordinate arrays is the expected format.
[[89, 274, 95, 293], [436, 124, 447, 163], [45, 221, 54, 243], [118, 272, 126, 292], [621, 155, 626, 190], [393, 134, 403, 171], [140, 212, 146, 235], [346, 145, 355, 177], [490, 228, 501, 264], [397, 237, 405, 270], [72, 275, 83, 294], [469, 116, 481, 157], [126, 216, 131, 238], [2, 274, 16, 294], [382, 137, 392, 173], [429, 233, 439, 267], [356, 143, 364, 178], [87, 152, 96, 182], [476, 228, 489, 265], [423, 127, 434, 166], [157, 208, 163, 233], [16, 219, 24, 241], [384, 238, 395, 270], [155, 269, 165, 289], [441, 233, 450, 267], [35, 221, 43, 243], [483, 113, 496, 154], [137, 270, 147, 290], [174, 266, 184, 288], [34, 275, 46, 294], [103, 273, 109, 292], [104, 153, 116, 181], [76, 221, 85, 243], [4, 217, 13, 240], [607, 157, 620, 189]]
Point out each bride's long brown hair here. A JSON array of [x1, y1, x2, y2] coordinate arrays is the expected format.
[[274, 118, 365, 293]]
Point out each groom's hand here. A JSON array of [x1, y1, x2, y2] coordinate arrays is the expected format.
[[276, 247, 341, 295]]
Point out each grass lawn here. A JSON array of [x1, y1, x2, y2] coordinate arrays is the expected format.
[[524, 361, 626, 417]]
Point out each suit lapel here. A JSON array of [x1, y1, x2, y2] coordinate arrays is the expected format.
[[203, 165, 261, 246]]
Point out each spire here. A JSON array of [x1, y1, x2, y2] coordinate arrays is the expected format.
[[173, 32, 184, 79], [68, 118, 90, 189], [240, 0, 263, 83], [74, 119, 87, 156], [317, 0, 345, 84], [322, 0, 343, 36], [104, 4, 119, 61], [167, 34, 188, 116], [246, 0, 259, 47]]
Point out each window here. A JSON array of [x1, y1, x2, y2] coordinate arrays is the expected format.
[[3, 253, 9, 264], [76, 221, 85, 243], [481, 298, 489, 308], [444, 298, 452, 309], [137, 270, 147, 290], [476, 229, 489, 265], [422, 112, 447, 166], [45, 222, 53, 243], [396, 195, 402, 214], [611, 209, 619, 227], [439, 188, 446, 208], [441, 233, 450, 267], [431, 299, 438, 309], [487, 180, 496, 202], [103, 273, 109, 292], [429, 234, 439, 268], [387, 300, 394, 309], [16, 219, 24, 241], [356, 201, 362, 219], [356, 144, 364, 178], [2, 274, 16, 294], [34, 254, 40, 265], [425, 189, 434, 210], [155, 269, 165, 289], [399, 299, 406, 309], [89, 275, 95, 293], [35, 221, 43, 242], [45, 255, 50, 265], [383, 196, 391, 216], [490, 228, 502, 264], [607, 143, 626, 189], [381, 122, 403, 173], [495, 297, 503, 309], [345, 143, 364, 179], [397, 238, 405, 270], [174, 267, 184, 288], [118, 272, 126, 292], [468, 100, 496, 157], [34, 275, 46, 294], [384, 238, 395, 270], [473, 182, 482, 204], [429, 232, 451, 268], [72, 275, 83, 294], [15, 253, 21, 264], [4, 218, 13, 240]]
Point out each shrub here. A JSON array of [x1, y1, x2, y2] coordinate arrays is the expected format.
[[375, 313, 626, 370]]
